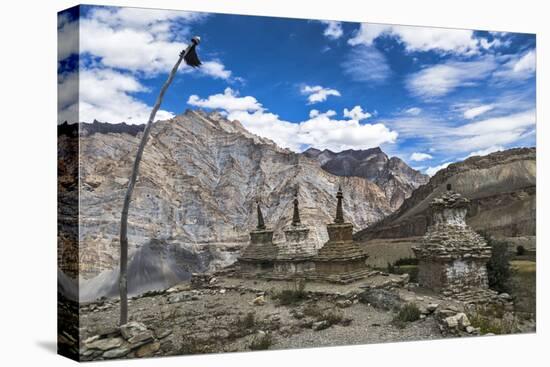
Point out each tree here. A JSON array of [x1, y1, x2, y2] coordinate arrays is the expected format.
[[118, 37, 202, 326]]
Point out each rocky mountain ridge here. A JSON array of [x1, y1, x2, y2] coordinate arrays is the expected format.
[[354, 147, 536, 243], [303, 147, 429, 209]]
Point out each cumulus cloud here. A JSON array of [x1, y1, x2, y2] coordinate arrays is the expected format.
[[58, 6, 237, 125], [187, 89, 398, 152], [348, 23, 480, 55], [319, 20, 343, 40], [78, 8, 231, 79], [406, 57, 497, 99], [463, 104, 495, 119], [301, 85, 341, 104], [343, 105, 372, 121], [58, 68, 175, 124], [188, 88, 262, 112], [410, 152, 433, 161], [341, 45, 391, 84], [425, 162, 451, 176]]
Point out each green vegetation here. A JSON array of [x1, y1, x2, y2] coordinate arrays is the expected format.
[[303, 304, 346, 327], [248, 333, 273, 350], [273, 279, 308, 305], [509, 260, 536, 319], [387, 258, 419, 282], [392, 303, 421, 329], [468, 303, 518, 335], [479, 232, 512, 293]]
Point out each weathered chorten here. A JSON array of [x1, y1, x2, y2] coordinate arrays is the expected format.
[[314, 186, 370, 283], [272, 191, 317, 278], [413, 184, 492, 294], [238, 201, 279, 275]]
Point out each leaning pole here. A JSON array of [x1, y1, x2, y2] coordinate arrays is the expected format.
[[119, 36, 202, 326]]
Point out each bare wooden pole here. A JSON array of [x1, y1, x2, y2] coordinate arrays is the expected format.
[[119, 40, 197, 326]]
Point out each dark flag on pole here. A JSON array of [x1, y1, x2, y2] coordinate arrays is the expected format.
[[183, 36, 202, 67]]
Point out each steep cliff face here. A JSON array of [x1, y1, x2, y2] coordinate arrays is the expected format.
[[62, 110, 393, 280], [354, 148, 536, 243], [303, 147, 429, 210]]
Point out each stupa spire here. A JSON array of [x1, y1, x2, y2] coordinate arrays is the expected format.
[[291, 188, 301, 226], [256, 200, 266, 230], [334, 185, 344, 224]]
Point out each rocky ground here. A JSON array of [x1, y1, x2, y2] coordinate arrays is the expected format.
[[77, 273, 535, 361]]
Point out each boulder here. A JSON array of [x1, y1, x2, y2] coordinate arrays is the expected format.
[[120, 322, 148, 341], [135, 342, 161, 358]]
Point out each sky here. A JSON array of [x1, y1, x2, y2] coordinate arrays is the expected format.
[[58, 5, 536, 175]]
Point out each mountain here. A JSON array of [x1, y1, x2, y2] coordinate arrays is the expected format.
[[354, 147, 536, 248], [303, 147, 429, 209], [58, 110, 393, 284]]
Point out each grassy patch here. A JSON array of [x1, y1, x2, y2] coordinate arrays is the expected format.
[[468, 303, 518, 335], [273, 279, 307, 305], [509, 260, 536, 319], [248, 333, 273, 351], [392, 303, 421, 329]]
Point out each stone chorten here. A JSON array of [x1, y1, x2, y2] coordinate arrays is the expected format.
[[314, 186, 370, 283], [413, 184, 492, 294], [272, 190, 318, 278], [238, 201, 279, 275]]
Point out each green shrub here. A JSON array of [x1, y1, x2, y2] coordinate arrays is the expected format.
[[392, 303, 421, 328], [480, 232, 512, 293], [516, 245, 526, 256], [273, 279, 307, 305], [248, 333, 273, 350]]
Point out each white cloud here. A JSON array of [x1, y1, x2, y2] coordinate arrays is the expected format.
[[77, 6, 231, 80], [58, 68, 175, 124], [425, 162, 451, 176], [410, 152, 433, 161], [301, 85, 341, 104], [343, 105, 372, 121], [513, 49, 536, 73], [58, 13, 79, 61], [464, 145, 504, 159], [404, 107, 422, 115], [309, 109, 336, 118], [493, 49, 536, 82], [319, 20, 343, 40], [406, 57, 497, 99], [187, 89, 398, 152], [341, 45, 391, 84], [463, 104, 494, 119], [348, 23, 480, 55], [188, 88, 263, 112]]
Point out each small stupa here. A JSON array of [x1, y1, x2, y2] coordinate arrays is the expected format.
[[314, 185, 370, 283], [238, 200, 279, 275]]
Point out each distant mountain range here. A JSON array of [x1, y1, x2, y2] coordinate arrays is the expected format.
[[303, 147, 429, 210], [354, 147, 536, 242]]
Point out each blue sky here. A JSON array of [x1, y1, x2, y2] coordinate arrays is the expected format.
[[58, 5, 536, 175]]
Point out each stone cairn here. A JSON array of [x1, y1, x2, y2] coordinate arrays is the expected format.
[[413, 184, 493, 299]]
